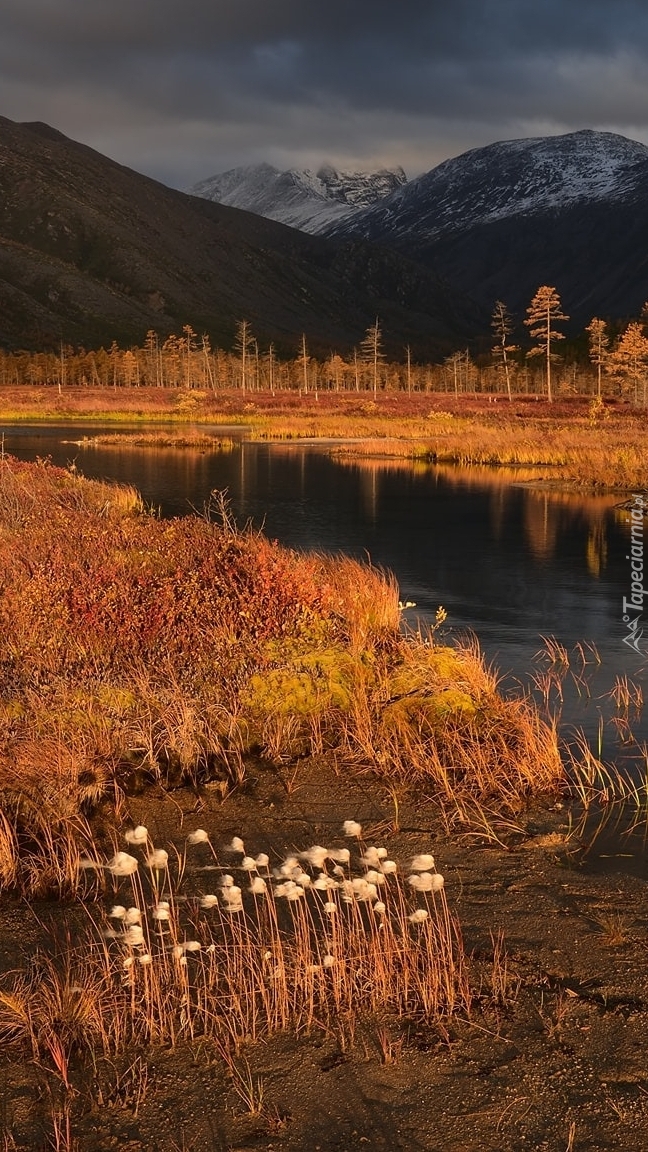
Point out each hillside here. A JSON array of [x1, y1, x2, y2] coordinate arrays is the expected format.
[[0, 118, 477, 356]]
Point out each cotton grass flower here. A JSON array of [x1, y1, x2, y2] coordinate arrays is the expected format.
[[107, 852, 139, 877], [381, 860, 398, 874], [364, 870, 385, 885], [123, 956, 134, 970], [172, 945, 185, 960], [362, 846, 387, 868], [109, 905, 127, 920], [220, 874, 235, 888], [342, 820, 362, 838], [410, 854, 435, 872], [408, 872, 444, 892], [226, 836, 245, 853], [146, 848, 169, 870], [313, 875, 337, 891], [138, 953, 153, 966], [255, 852, 269, 868], [241, 856, 257, 871], [300, 845, 329, 869], [328, 847, 350, 864], [249, 876, 267, 895], [408, 908, 429, 924], [323, 902, 337, 914], [187, 829, 210, 845], [200, 894, 219, 909], [184, 940, 201, 953], [373, 901, 386, 915], [124, 907, 142, 925], [124, 825, 148, 846], [152, 902, 171, 920], [322, 954, 336, 968], [124, 925, 144, 947]]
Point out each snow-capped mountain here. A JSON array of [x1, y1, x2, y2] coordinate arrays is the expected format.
[[188, 162, 407, 233], [324, 130, 648, 245], [323, 130, 648, 324]]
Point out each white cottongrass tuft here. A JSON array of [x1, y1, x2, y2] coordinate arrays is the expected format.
[[124, 825, 148, 846], [275, 881, 305, 900], [381, 860, 398, 874], [328, 847, 350, 864], [172, 945, 185, 960], [200, 894, 219, 909], [241, 856, 257, 871], [152, 903, 170, 921], [300, 845, 329, 869], [107, 852, 139, 877], [373, 901, 386, 915], [146, 848, 169, 870], [187, 829, 210, 845], [313, 875, 337, 891], [410, 853, 435, 872], [249, 876, 267, 895], [408, 872, 444, 892], [342, 820, 362, 838], [124, 925, 145, 947], [323, 902, 337, 914], [408, 908, 430, 924], [226, 836, 245, 853], [123, 956, 134, 970], [362, 846, 388, 868], [138, 953, 153, 966], [109, 905, 127, 920], [220, 885, 242, 904], [78, 856, 102, 870], [124, 907, 142, 925], [184, 940, 202, 952], [255, 852, 270, 868], [322, 954, 336, 968], [220, 874, 235, 887], [364, 870, 385, 885]]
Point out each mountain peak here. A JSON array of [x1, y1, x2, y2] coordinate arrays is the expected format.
[[187, 162, 407, 233]]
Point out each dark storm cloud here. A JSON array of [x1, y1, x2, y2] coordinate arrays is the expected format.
[[1, 0, 648, 184]]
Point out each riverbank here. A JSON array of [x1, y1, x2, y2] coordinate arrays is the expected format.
[[2, 386, 647, 490]]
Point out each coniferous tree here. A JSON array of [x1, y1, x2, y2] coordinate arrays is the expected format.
[[585, 318, 609, 398], [524, 286, 569, 402], [359, 318, 384, 397], [491, 300, 517, 401]]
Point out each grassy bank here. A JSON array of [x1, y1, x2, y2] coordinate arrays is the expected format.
[[0, 456, 563, 898], [2, 386, 647, 489]]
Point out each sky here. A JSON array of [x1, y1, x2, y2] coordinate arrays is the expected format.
[[2, 0, 648, 189]]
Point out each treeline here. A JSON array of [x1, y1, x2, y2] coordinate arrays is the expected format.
[[2, 289, 648, 401]]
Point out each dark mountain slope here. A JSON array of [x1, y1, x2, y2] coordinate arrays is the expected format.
[[0, 117, 479, 355], [325, 131, 648, 326]]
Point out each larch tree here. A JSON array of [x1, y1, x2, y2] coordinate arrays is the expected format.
[[524, 286, 569, 402], [585, 318, 609, 398], [491, 300, 517, 401], [359, 318, 384, 397], [609, 322, 648, 405], [234, 320, 254, 392]]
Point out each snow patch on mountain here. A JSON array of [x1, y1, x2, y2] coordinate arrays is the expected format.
[[187, 163, 407, 233], [325, 130, 648, 244]]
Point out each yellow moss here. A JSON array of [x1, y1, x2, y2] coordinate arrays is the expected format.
[[246, 644, 356, 717]]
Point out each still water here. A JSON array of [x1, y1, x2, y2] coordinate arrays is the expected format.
[[3, 423, 646, 750]]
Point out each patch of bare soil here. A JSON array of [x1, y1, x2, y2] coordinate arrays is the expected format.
[[2, 757, 648, 1151]]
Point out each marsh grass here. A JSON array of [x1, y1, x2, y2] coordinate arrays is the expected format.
[[0, 832, 475, 1100], [0, 457, 565, 896]]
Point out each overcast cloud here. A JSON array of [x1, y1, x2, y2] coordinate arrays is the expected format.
[[1, 0, 648, 186]]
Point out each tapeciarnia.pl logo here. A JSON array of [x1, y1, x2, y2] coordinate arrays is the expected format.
[[622, 492, 647, 655]]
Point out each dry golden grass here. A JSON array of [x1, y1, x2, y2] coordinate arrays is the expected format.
[[0, 457, 566, 896]]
